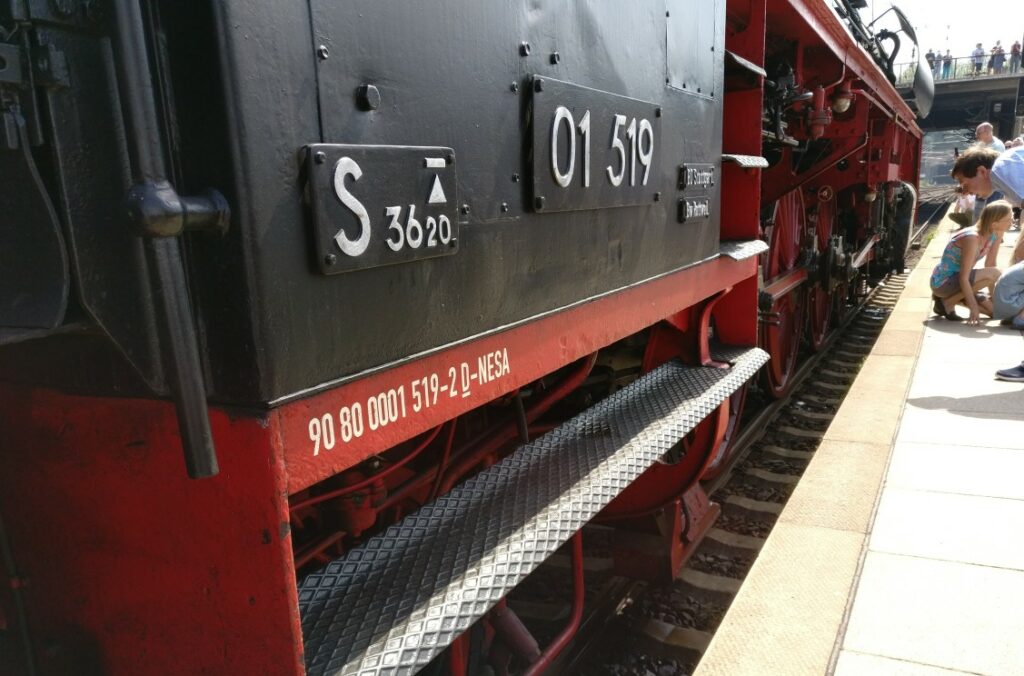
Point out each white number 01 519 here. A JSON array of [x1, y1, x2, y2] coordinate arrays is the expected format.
[[550, 107, 654, 189]]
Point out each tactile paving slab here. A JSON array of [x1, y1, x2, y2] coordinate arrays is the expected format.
[[299, 348, 768, 676]]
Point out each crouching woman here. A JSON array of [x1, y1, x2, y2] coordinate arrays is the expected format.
[[930, 200, 1012, 324]]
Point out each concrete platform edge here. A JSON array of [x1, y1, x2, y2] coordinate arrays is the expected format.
[[694, 217, 949, 676]]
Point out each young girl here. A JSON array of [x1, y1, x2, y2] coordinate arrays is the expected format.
[[930, 200, 1013, 324]]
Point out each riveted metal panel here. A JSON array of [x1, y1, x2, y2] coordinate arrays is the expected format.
[[197, 0, 726, 404]]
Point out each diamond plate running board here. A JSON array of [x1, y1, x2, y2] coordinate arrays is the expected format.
[[721, 153, 769, 169], [719, 239, 769, 261], [298, 347, 769, 676]]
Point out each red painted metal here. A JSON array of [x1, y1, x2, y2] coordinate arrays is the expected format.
[[808, 197, 838, 351], [489, 600, 542, 665], [611, 501, 686, 583], [851, 234, 880, 269], [762, 267, 810, 305], [681, 484, 719, 548], [698, 289, 732, 368], [427, 420, 459, 501], [712, 275, 759, 348], [277, 256, 757, 495], [375, 354, 597, 512], [434, 353, 596, 496], [0, 4, 932, 674], [698, 386, 748, 481], [777, 0, 919, 125], [609, 481, 720, 584], [448, 634, 469, 676], [523, 533, 584, 676], [761, 95, 870, 206], [0, 386, 304, 676], [807, 85, 832, 139], [289, 424, 443, 512], [761, 189, 808, 397], [600, 397, 729, 521]]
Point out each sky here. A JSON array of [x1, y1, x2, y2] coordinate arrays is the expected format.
[[861, 1, 1024, 61]]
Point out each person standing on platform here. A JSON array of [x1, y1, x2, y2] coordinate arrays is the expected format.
[[1012, 41, 1022, 74], [971, 124, 1007, 219], [925, 48, 936, 77], [973, 43, 986, 75], [951, 147, 1024, 379], [943, 50, 953, 79]]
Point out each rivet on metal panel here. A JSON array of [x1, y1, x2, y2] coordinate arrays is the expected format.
[[356, 84, 381, 111], [501, 202, 510, 213], [519, 42, 531, 57], [314, 151, 326, 164], [460, 204, 470, 215], [316, 45, 329, 60], [510, 82, 519, 94], [654, 192, 662, 202], [550, 51, 560, 65], [324, 254, 337, 266], [534, 196, 546, 210], [511, 173, 521, 183], [534, 78, 544, 93]]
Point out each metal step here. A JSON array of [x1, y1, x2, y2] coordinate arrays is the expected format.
[[724, 49, 768, 78], [721, 153, 769, 169], [719, 239, 769, 261], [298, 347, 768, 676]]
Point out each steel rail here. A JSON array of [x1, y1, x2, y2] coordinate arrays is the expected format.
[[704, 276, 890, 495]]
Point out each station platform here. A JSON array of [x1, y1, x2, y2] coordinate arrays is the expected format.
[[695, 216, 1024, 676]]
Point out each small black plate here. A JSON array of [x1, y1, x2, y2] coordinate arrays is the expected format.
[[307, 144, 459, 275]]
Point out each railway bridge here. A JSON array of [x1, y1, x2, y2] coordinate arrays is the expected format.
[[897, 64, 1024, 186], [898, 62, 1024, 137]]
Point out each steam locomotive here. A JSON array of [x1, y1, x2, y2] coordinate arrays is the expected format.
[[0, 1, 930, 674]]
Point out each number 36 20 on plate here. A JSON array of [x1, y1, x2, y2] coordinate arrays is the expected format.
[[306, 144, 460, 275]]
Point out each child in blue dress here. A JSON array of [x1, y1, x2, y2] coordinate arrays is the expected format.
[[930, 200, 1012, 324]]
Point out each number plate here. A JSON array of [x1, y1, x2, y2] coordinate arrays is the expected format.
[[531, 77, 662, 213], [306, 144, 460, 275]]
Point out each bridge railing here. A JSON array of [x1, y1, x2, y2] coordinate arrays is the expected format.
[[895, 53, 1023, 86]]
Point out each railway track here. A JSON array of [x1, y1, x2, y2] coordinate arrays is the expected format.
[[499, 223, 939, 676]]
